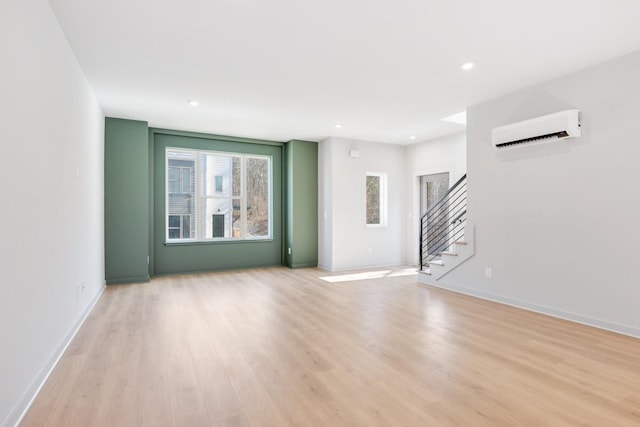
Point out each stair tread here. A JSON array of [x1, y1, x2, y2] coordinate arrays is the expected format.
[[418, 268, 431, 275], [427, 260, 444, 266], [454, 240, 467, 245], [441, 251, 457, 256]]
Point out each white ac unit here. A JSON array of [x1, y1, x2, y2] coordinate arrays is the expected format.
[[492, 109, 581, 149]]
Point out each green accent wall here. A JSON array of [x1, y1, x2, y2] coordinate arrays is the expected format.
[[104, 118, 150, 284], [284, 140, 318, 268], [105, 123, 317, 278], [151, 130, 283, 275]]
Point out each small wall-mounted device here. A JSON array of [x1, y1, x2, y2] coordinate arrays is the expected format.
[[349, 149, 360, 158]]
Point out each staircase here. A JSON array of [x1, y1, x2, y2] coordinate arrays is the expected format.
[[419, 174, 475, 281]]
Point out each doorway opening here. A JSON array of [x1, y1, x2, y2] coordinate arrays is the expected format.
[[420, 172, 450, 256]]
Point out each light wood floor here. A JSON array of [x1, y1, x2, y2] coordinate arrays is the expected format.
[[21, 267, 640, 426]]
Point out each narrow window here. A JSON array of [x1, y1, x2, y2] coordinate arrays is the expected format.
[[366, 173, 387, 227]]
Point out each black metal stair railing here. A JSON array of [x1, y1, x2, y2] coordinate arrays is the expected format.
[[420, 174, 467, 271]]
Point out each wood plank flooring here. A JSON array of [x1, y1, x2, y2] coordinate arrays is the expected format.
[[21, 267, 640, 426]]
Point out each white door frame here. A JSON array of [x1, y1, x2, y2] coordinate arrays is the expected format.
[[412, 167, 455, 266]]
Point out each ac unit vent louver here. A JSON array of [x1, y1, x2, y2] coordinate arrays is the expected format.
[[492, 110, 580, 149]]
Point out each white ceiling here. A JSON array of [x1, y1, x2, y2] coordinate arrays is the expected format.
[[49, 0, 640, 145]]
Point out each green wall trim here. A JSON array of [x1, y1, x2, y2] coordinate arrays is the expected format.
[[148, 128, 155, 277], [286, 139, 317, 144], [105, 118, 150, 284], [150, 127, 284, 147], [106, 123, 315, 279], [284, 139, 319, 268], [164, 239, 275, 247], [290, 263, 319, 269], [106, 275, 150, 285]]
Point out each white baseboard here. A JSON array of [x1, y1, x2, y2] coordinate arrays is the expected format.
[[419, 279, 640, 339], [4, 284, 105, 427], [317, 264, 331, 272]]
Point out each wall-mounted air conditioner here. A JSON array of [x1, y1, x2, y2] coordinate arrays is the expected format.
[[492, 109, 581, 149]]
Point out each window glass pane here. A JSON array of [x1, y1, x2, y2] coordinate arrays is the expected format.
[[232, 199, 241, 237], [366, 175, 381, 224], [168, 215, 180, 228], [168, 152, 195, 197], [182, 168, 192, 192], [203, 198, 232, 238], [232, 157, 241, 197], [168, 167, 180, 193], [246, 157, 269, 237], [168, 154, 194, 240], [168, 193, 193, 217], [182, 215, 191, 238], [202, 154, 232, 197], [168, 167, 180, 181], [168, 152, 195, 170]]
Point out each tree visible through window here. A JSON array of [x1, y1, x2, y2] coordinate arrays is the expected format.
[[166, 148, 271, 241], [366, 173, 386, 226]]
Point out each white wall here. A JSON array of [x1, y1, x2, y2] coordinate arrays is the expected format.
[[403, 132, 466, 265], [444, 51, 640, 337], [318, 137, 333, 269], [0, 1, 105, 425], [319, 137, 405, 271]]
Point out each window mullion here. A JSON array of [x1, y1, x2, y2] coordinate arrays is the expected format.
[[196, 153, 202, 240]]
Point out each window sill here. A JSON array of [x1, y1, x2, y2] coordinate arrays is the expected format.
[[164, 237, 274, 246]]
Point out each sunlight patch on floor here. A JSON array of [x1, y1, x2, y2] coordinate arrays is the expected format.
[[320, 267, 417, 283], [388, 268, 419, 278]]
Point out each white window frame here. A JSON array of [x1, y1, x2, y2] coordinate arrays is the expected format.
[[365, 172, 387, 228], [165, 147, 273, 243]]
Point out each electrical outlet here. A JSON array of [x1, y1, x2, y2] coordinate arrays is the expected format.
[[288, 247, 292, 255], [485, 267, 492, 279]]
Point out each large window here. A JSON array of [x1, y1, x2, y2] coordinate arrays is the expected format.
[[366, 172, 387, 227], [166, 148, 272, 241]]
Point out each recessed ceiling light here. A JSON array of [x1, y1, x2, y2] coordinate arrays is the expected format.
[[188, 100, 199, 107], [409, 136, 416, 140], [335, 124, 343, 128], [441, 111, 467, 125], [460, 61, 475, 71]]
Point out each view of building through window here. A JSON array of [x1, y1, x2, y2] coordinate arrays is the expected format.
[[166, 149, 271, 241], [167, 151, 196, 239]]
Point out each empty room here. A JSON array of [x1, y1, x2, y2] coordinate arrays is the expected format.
[[2, 0, 640, 426]]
